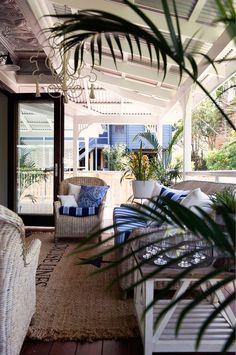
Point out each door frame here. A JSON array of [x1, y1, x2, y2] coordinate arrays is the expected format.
[[8, 93, 64, 226]]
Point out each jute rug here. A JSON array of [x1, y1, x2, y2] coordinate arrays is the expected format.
[[27, 233, 139, 342]]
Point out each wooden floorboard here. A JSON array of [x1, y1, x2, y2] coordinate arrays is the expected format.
[[20, 339, 142, 355], [102, 340, 132, 355], [49, 341, 78, 355], [20, 340, 53, 355], [76, 341, 102, 355]]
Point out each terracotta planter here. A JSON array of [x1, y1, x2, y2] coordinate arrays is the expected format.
[[132, 180, 155, 199]]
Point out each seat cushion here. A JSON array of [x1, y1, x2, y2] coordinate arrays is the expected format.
[[59, 206, 99, 217]]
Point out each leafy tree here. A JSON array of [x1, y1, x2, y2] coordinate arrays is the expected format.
[[192, 99, 223, 151], [206, 139, 236, 170], [103, 144, 128, 171]]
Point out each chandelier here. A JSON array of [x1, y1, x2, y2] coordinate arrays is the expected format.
[[30, 36, 97, 104]]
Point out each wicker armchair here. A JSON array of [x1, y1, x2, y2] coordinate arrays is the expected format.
[[54, 176, 107, 242], [0, 205, 41, 355]]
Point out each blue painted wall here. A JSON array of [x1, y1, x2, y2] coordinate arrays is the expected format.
[[109, 125, 155, 150]]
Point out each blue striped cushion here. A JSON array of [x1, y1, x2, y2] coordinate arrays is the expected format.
[[113, 206, 148, 244], [160, 186, 188, 202], [113, 207, 147, 232], [59, 206, 99, 217]]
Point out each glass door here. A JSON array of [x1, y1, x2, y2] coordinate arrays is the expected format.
[[8, 94, 64, 226]]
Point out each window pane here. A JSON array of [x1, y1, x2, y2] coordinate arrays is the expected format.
[[17, 102, 54, 214]]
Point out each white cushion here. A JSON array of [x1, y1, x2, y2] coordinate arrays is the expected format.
[[151, 181, 162, 197], [180, 188, 212, 216], [57, 195, 78, 207], [68, 183, 81, 202]]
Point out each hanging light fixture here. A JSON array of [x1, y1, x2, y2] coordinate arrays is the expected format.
[[0, 52, 20, 71], [89, 83, 96, 100], [30, 38, 97, 104]]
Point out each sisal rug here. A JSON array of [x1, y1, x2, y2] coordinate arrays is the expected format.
[[27, 233, 139, 342]]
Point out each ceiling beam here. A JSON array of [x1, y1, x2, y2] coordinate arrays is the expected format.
[[74, 114, 160, 125], [52, 0, 223, 43], [162, 28, 234, 120]]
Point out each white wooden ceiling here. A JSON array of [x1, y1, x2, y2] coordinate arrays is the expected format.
[[1, 0, 236, 123]]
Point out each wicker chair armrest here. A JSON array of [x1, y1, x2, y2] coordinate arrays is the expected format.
[[25, 239, 41, 265], [98, 200, 105, 219]]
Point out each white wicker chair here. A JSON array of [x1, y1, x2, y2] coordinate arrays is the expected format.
[[54, 176, 107, 242], [0, 205, 41, 355]]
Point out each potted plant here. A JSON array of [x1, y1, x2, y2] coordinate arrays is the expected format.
[[210, 188, 236, 225], [121, 143, 155, 198]]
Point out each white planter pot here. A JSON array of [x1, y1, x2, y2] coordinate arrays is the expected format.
[[132, 180, 155, 199]]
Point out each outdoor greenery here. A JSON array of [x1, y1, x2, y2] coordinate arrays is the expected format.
[[191, 80, 236, 170], [49, 0, 236, 351], [210, 189, 236, 214], [134, 127, 182, 185], [121, 142, 153, 181], [19, 141, 47, 203], [103, 144, 128, 171], [206, 137, 236, 170]]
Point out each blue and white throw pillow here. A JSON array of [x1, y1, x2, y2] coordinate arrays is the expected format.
[[77, 185, 109, 208], [160, 186, 189, 202]]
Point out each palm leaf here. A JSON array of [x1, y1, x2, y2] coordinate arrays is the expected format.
[[48, 1, 236, 130], [68, 196, 235, 351]]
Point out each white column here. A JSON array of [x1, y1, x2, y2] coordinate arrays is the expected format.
[[73, 118, 78, 176], [85, 137, 89, 171], [156, 118, 163, 147], [179, 87, 193, 180]]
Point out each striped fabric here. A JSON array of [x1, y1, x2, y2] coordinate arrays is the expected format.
[[113, 206, 148, 244], [160, 186, 188, 202], [59, 206, 99, 217]]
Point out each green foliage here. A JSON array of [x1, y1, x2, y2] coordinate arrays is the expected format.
[[206, 140, 236, 170], [134, 127, 183, 185], [74, 199, 235, 353], [121, 142, 153, 181], [210, 189, 236, 214], [103, 144, 128, 171], [150, 158, 182, 186], [192, 99, 223, 150], [19, 142, 47, 203]]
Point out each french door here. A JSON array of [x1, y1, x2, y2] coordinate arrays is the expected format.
[[8, 93, 64, 226]]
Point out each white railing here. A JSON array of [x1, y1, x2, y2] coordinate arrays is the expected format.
[[185, 170, 236, 183], [18, 170, 236, 216], [18, 170, 133, 217]]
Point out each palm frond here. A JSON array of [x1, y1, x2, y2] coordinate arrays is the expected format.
[[133, 130, 160, 150], [48, 1, 236, 130], [68, 196, 235, 351]]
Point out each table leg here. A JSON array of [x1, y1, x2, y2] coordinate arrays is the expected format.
[[144, 280, 154, 355]]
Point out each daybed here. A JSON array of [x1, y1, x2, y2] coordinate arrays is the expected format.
[[113, 180, 236, 295]]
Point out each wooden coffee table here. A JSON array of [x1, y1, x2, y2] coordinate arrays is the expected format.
[[132, 250, 236, 355]]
